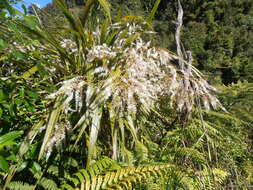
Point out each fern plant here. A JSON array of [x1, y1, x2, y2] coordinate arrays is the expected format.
[[7, 181, 34, 190], [62, 158, 173, 190]]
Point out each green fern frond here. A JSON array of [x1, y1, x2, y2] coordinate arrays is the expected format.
[[7, 181, 34, 190], [135, 141, 149, 163], [121, 147, 135, 165], [39, 177, 59, 190], [64, 157, 119, 189], [146, 183, 161, 190], [63, 164, 172, 190], [196, 168, 229, 189], [174, 147, 206, 166]]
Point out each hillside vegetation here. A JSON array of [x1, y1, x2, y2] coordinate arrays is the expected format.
[[0, 0, 252, 189]]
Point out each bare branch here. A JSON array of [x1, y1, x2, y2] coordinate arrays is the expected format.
[[175, 0, 184, 69]]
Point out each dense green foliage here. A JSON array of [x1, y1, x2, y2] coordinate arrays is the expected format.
[[109, 0, 253, 84], [0, 0, 252, 189]]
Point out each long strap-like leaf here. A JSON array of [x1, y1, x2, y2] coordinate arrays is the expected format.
[[97, 0, 111, 21], [38, 97, 63, 160], [147, 0, 161, 22], [87, 108, 102, 166]]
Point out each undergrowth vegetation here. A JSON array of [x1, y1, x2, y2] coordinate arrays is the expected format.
[[0, 0, 252, 189]]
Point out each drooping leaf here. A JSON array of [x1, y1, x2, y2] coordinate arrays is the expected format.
[[0, 156, 9, 172], [0, 131, 23, 147], [38, 97, 63, 160]]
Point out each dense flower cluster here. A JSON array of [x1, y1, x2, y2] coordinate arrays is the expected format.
[[47, 76, 86, 113], [44, 121, 71, 160], [60, 39, 78, 53], [47, 22, 225, 115], [87, 44, 116, 62], [43, 22, 225, 158]]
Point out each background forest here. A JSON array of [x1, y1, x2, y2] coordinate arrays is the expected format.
[[0, 0, 253, 189]]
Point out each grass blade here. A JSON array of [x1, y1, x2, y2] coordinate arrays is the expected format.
[[147, 0, 161, 22]]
